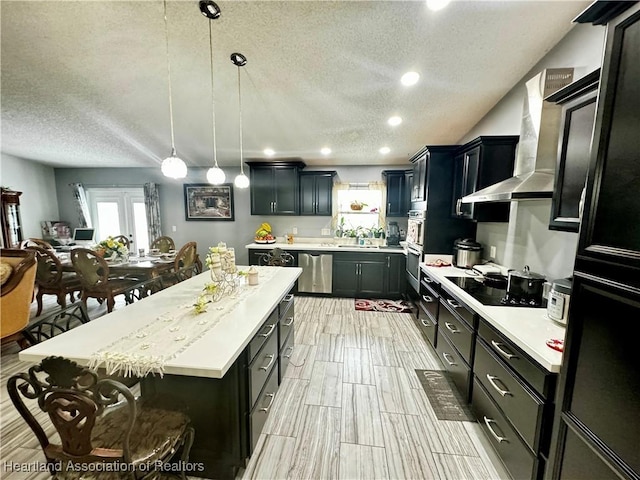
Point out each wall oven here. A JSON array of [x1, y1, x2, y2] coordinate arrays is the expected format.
[[406, 210, 425, 292]]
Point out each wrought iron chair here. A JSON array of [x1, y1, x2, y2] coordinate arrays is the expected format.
[[123, 276, 165, 304], [70, 248, 139, 313], [7, 356, 195, 479], [26, 246, 83, 316], [22, 302, 91, 345], [112, 235, 130, 249], [259, 247, 295, 266], [150, 236, 175, 254], [1, 248, 37, 349]]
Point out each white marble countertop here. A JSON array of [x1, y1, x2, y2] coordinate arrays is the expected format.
[[420, 264, 565, 373], [19, 266, 302, 379], [246, 241, 406, 254]]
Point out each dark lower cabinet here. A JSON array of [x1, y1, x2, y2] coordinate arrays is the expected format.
[[332, 253, 405, 298], [415, 270, 440, 348]]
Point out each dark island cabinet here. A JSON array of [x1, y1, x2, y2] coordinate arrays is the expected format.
[[452, 136, 519, 222], [548, 6, 640, 480], [332, 252, 405, 299], [247, 161, 305, 215], [299, 171, 335, 216], [383, 169, 411, 217], [546, 69, 600, 232]]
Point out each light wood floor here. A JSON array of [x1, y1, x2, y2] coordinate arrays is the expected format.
[[1, 295, 509, 480]]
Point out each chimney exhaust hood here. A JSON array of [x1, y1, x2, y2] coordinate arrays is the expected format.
[[461, 68, 574, 203]]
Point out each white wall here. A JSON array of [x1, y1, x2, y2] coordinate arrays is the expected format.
[[458, 23, 606, 280], [0, 154, 60, 241]]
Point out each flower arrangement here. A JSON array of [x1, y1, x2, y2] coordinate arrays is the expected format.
[[96, 236, 128, 261]]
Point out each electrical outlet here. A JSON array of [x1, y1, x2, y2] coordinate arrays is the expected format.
[[490, 245, 497, 259], [172, 225, 177, 232], [292, 226, 298, 235], [321, 228, 331, 236]]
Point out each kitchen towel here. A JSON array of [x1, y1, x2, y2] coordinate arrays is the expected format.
[[415, 369, 474, 422], [355, 298, 412, 313]]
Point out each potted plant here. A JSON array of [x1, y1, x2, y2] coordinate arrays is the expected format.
[[369, 226, 386, 245]]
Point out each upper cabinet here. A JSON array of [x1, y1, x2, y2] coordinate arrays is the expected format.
[[382, 170, 411, 217], [247, 161, 305, 215], [299, 171, 336, 216], [451, 136, 519, 222], [546, 69, 600, 232], [410, 150, 427, 203]]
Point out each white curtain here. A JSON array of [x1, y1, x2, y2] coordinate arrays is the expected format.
[[70, 183, 92, 227]]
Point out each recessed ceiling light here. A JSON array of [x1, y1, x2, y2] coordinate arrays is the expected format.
[[263, 148, 275, 156], [379, 147, 391, 155], [426, 0, 451, 12], [388, 116, 402, 127], [401, 72, 420, 86], [321, 147, 332, 155]]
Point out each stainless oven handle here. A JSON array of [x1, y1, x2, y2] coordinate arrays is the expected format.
[[407, 247, 421, 256]]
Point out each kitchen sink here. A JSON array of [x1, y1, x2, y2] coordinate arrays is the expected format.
[[337, 244, 379, 248]]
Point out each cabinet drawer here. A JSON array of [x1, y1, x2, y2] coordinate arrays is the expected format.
[[415, 309, 437, 349], [250, 365, 279, 453], [279, 298, 295, 351], [248, 310, 279, 362], [471, 378, 539, 480], [475, 339, 545, 452], [440, 287, 476, 328], [435, 332, 471, 403], [279, 331, 295, 384], [438, 299, 474, 364], [249, 329, 279, 408], [478, 320, 554, 399], [419, 288, 439, 323], [279, 293, 294, 319]]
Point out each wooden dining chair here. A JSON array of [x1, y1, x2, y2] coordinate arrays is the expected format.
[[150, 235, 176, 253], [26, 246, 83, 316], [19, 238, 54, 250], [112, 234, 130, 249], [70, 248, 139, 313], [8, 355, 195, 479], [161, 242, 201, 286]]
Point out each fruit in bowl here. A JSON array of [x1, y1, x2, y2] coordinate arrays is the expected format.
[[255, 222, 275, 242]]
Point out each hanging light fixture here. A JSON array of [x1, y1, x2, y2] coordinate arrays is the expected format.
[[231, 52, 250, 189], [200, 0, 225, 184], [160, 0, 187, 179]]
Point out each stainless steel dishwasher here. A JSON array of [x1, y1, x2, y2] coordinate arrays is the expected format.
[[298, 252, 333, 293]]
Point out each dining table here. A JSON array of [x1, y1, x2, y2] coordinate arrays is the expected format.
[[56, 252, 177, 280]]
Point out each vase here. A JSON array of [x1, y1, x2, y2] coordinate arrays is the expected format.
[[95, 248, 106, 257]]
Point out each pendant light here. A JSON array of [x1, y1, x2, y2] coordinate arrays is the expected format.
[[199, 1, 225, 184], [160, 0, 187, 179], [231, 52, 250, 189]]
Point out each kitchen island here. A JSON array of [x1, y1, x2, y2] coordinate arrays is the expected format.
[[19, 266, 302, 479]]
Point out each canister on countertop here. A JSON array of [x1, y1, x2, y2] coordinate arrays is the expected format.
[[248, 266, 259, 285]]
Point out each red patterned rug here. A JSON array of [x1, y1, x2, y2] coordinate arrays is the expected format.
[[355, 298, 412, 313]]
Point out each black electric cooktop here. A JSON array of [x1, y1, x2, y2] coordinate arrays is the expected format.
[[445, 276, 547, 308]]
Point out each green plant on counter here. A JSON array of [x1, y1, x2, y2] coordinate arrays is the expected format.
[[368, 226, 386, 238], [335, 216, 346, 237]]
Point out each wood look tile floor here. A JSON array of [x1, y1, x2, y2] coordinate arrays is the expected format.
[[0, 295, 510, 480]]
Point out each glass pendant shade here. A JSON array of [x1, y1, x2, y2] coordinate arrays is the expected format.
[[207, 166, 226, 184], [234, 173, 250, 189], [161, 150, 187, 179]]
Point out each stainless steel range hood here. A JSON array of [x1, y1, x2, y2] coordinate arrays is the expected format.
[[461, 68, 574, 203]]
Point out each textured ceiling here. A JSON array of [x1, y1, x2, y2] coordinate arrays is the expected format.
[[1, 0, 591, 169]]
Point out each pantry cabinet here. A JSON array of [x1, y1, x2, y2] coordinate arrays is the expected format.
[[549, 4, 640, 480]]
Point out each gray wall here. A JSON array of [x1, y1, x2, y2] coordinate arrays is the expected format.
[[54, 164, 406, 264], [0, 154, 60, 241], [458, 23, 606, 280]]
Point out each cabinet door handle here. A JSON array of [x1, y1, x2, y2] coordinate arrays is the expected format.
[[387, 257, 390, 268], [284, 346, 294, 359], [442, 352, 457, 366], [483, 416, 508, 443], [283, 316, 294, 327], [259, 354, 276, 371], [444, 322, 459, 334], [420, 318, 432, 327], [491, 340, 518, 360], [258, 323, 277, 338], [486, 374, 512, 397], [422, 294, 434, 303], [388, 202, 391, 212], [446, 298, 461, 309], [259, 392, 276, 413]]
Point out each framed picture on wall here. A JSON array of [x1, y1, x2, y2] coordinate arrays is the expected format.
[[183, 184, 235, 221]]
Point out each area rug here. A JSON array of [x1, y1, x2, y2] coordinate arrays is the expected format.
[[354, 298, 412, 313], [415, 370, 474, 422]]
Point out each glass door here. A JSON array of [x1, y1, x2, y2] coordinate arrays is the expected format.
[[87, 188, 148, 253]]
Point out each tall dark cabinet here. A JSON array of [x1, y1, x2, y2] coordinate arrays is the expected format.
[[548, 3, 640, 479]]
